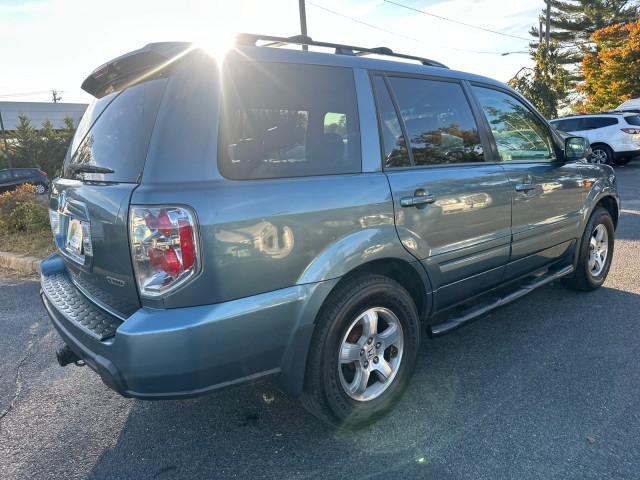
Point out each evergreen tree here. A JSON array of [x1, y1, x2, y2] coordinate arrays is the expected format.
[[530, 0, 639, 65], [10, 115, 39, 168], [509, 42, 570, 118], [9, 115, 76, 175]]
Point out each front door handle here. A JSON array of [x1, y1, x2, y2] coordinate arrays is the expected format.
[[400, 189, 436, 208], [515, 183, 536, 193]]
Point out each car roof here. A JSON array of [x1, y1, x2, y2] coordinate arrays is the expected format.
[[235, 44, 508, 89], [553, 111, 640, 121]]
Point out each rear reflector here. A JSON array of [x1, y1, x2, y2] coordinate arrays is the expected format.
[[129, 206, 200, 297]]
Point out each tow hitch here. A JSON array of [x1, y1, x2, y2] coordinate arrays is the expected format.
[[56, 345, 85, 367]]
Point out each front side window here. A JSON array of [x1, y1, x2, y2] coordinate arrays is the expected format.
[[386, 77, 484, 166], [473, 86, 556, 162], [219, 61, 361, 180]]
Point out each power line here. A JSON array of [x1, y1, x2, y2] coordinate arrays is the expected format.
[[0, 90, 55, 99], [382, 0, 531, 42], [307, 2, 510, 55]]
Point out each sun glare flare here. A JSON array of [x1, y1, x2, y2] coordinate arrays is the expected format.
[[197, 29, 238, 61]]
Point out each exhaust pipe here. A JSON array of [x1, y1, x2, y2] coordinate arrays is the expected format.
[[56, 345, 83, 367]]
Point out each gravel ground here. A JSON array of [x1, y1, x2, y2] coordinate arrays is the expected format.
[[1, 163, 639, 480]]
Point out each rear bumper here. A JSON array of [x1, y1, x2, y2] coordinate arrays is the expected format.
[[40, 253, 334, 399]]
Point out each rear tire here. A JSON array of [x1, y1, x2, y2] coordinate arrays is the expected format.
[[590, 145, 613, 165], [563, 207, 614, 291], [34, 182, 47, 195], [300, 274, 420, 426]]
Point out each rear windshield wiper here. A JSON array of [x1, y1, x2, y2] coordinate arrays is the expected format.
[[68, 164, 114, 175]]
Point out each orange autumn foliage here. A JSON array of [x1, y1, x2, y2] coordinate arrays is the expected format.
[[578, 20, 640, 113]]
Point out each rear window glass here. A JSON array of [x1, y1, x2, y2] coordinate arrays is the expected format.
[[218, 61, 361, 180], [63, 78, 168, 182], [625, 116, 640, 126]]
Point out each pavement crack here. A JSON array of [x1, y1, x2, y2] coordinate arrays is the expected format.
[[0, 337, 38, 433]]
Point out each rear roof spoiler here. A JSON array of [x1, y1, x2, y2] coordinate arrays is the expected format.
[[81, 42, 193, 98]]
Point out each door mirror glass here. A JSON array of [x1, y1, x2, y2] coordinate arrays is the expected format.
[[565, 136, 589, 161]]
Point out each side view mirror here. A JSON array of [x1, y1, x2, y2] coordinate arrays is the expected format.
[[564, 136, 591, 162]]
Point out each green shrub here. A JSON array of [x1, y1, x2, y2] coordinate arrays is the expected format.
[[0, 184, 50, 233], [8, 202, 50, 232]]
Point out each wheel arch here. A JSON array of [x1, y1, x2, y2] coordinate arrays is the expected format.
[[590, 142, 614, 157], [322, 258, 433, 323], [596, 195, 619, 230], [277, 258, 433, 397]]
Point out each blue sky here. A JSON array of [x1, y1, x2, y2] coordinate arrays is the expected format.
[[0, 0, 539, 104]]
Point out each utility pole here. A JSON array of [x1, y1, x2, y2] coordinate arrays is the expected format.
[[539, 19, 543, 44], [299, 0, 308, 51], [51, 90, 61, 103], [0, 110, 12, 169], [545, 0, 551, 49]]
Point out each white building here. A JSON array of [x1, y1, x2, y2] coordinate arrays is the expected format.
[[0, 101, 87, 131]]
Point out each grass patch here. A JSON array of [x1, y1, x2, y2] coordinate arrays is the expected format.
[[0, 229, 55, 259]]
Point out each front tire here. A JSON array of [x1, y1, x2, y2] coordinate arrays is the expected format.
[[563, 207, 614, 291], [300, 275, 420, 426]]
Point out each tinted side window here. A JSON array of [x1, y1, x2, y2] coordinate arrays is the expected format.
[[551, 120, 568, 131], [556, 118, 582, 132], [219, 62, 361, 180], [626, 116, 640, 126], [371, 76, 410, 168], [64, 78, 168, 182], [583, 117, 617, 129], [387, 77, 484, 166], [472, 86, 556, 162]]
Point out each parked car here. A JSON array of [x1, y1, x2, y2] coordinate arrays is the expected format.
[[0, 167, 49, 194], [550, 112, 640, 165], [617, 98, 640, 112], [40, 35, 619, 426]]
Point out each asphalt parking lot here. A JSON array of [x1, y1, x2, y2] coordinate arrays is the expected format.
[[1, 163, 639, 480]]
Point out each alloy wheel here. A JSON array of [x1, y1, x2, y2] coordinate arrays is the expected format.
[[338, 307, 404, 402], [590, 148, 609, 164], [588, 224, 609, 277]]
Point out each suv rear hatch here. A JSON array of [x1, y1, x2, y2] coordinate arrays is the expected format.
[[49, 48, 176, 318]]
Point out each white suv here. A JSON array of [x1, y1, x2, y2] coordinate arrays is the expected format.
[[550, 113, 640, 165]]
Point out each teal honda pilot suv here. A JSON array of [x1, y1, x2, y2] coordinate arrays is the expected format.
[[41, 34, 620, 425]]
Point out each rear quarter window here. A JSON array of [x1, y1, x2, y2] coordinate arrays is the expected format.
[[625, 116, 640, 126], [218, 61, 361, 180], [585, 117, 618, 129], [63, 77, 168, 183]]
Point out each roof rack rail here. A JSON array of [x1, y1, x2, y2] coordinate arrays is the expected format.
[[235, 33, 448, 69]]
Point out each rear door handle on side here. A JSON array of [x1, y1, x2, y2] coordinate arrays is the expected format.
[[400, 189, 436, 208]]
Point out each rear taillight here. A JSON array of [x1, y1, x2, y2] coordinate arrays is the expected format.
[[621, 128, 640, 134], [129, 206, 200, 297]]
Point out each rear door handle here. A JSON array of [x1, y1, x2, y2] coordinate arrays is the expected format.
[[400, 189, 436, 208], [515, 183, 536, 193]]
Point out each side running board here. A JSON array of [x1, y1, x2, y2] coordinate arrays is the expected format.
[[429, 265, 575, 336]]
